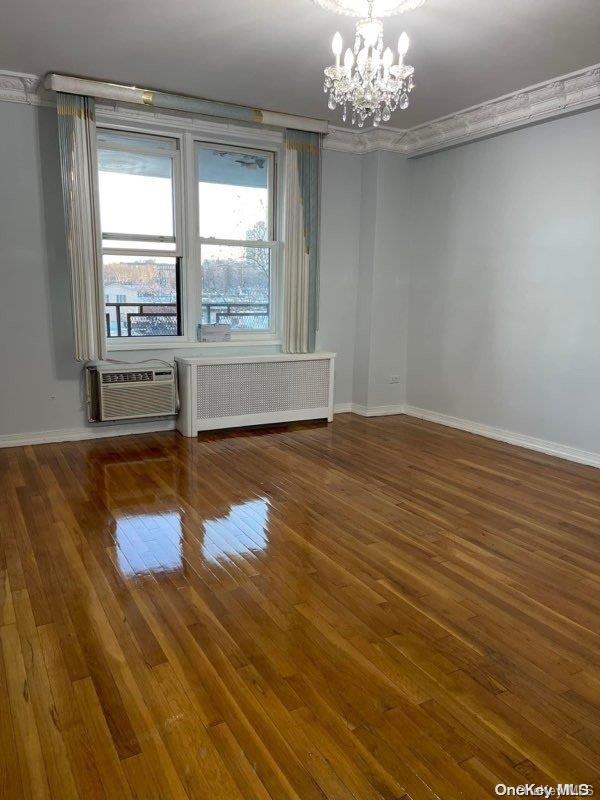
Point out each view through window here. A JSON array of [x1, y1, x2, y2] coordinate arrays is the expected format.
[[97, 129, 278, 341], [198, 146, 274, 331], [97, 130, 180, 338]]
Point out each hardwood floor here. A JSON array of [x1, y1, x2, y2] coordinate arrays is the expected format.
[[0, 413, 599, 799]]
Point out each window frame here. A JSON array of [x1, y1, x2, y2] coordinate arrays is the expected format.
[[96, 114, 283, 351]]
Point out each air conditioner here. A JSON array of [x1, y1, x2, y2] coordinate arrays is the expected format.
[[87, 364, 177, 422]]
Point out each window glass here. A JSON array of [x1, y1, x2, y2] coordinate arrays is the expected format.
[[198, 147, 270, 241], [102, 255, 179, 338], [201, 244, 270, 331], [98, 129, 181, 339], [98, 149, 174, 238]]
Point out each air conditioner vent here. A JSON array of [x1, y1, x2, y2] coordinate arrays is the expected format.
[[102, 384, 175, 420]]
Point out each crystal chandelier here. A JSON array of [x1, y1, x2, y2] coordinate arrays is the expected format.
[[314, 0, 423, 127]]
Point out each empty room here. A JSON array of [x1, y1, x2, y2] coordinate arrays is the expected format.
[[0, 0, 599, 797]]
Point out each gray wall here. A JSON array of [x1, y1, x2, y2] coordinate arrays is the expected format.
[[2, 99, 599, 456], [407, 108, 600, 454], [0, 102, 86, 436], [353, 151, 410, 409], [317, 148, 361, 407], [0, 102, 362, 438]]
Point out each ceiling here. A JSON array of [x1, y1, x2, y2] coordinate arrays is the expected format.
[[1, 0, 599, 128]]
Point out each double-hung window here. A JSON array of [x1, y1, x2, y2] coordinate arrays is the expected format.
[[96, 123, 280, 347], [197, 144, 276, 333], [97, 130, 182, 340]]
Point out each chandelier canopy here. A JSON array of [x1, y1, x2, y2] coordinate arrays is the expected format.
[[313, 0, 425, 17], [314, 0, 423, 127]]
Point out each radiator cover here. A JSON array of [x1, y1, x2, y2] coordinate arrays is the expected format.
[[176, 353, 335, 435]]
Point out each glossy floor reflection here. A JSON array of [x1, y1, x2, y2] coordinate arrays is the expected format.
[[202, 498, 269, 565], [116, 512, 184, 577], [1, 415, 599, 799]]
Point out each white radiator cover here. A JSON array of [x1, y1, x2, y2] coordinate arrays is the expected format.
[[175, 353, 335, 435]]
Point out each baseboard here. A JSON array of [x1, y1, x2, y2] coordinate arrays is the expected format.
[[5, 406, 597, 469], [403, 405, 600, 469], [334, 403, 406, 417], [0, 419, 177, 449], [333, 403, 353, 414], [351, 403, 406, 417]]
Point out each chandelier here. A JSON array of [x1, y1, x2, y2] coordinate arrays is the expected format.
[[313, 0, 424, 127]]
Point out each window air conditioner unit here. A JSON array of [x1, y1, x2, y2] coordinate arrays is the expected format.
[[87, 364, 177, 422]]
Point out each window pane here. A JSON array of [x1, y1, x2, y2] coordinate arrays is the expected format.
[[201, 244, 270, 331], [103, 255, 179, 337], [198, 148, 269, 241], [98, 146, 174, 238]]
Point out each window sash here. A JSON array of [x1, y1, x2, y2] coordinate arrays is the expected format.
[[98, 137, 181, 253]]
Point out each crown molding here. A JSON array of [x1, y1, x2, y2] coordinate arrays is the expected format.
[[3, 63, 600, 156], [0, 70, 53, 105], [401, 63, 600, 156], [325, 62, 600, 156]]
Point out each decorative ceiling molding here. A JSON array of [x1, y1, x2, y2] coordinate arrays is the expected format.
[[0, 70, 51, 105], [2, 63, 599, 157], [399, 63, 600, 157], [326, 62, 600, 156]]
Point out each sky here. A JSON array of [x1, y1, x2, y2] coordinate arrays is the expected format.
[[98, 172, 268, 255]]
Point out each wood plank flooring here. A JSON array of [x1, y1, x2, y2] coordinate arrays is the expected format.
[[0, 413, 599, 799]]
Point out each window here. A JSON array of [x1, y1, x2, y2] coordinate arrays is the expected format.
[[197, 145, 276, 332], [96, 125, 280, 346], [97, 130, 181, 339]]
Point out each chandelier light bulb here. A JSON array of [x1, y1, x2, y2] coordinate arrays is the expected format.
[[398, 31, 410, 56], [344, 48, 355, 69], [332, 31, 343, 55], [382, 46, 394, 69]]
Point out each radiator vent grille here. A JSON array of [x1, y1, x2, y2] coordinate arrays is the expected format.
[[101, 384, 175, 421], [196, 360, 330, 420]]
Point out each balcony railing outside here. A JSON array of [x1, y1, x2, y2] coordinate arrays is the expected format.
[[105, 301, 270, 337]]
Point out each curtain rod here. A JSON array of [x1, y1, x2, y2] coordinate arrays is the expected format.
[[44, 73, 329, 135]]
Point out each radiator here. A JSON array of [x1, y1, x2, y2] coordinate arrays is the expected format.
[[175, 353, 335, 435]]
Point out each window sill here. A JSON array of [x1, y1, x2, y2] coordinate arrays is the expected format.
[[107, 338, 281, 353]]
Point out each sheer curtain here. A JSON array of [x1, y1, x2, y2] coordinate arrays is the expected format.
[[56, 93, 105, 361], [282, 130, 322, 354]]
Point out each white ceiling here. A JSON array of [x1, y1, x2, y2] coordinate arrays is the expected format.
[[1, 0, 599, 128]]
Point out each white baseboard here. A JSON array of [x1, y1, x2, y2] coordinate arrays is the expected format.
[[334, 403, 406, 417], [0, 419, 177, 449], [351, 403, 407, 417], [403, 405, 600, 469], [4, 405, 597, 470], [333, 403, 353, 414]]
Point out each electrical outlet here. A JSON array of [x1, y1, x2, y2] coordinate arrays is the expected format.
[[389, 375, 401, 384]]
